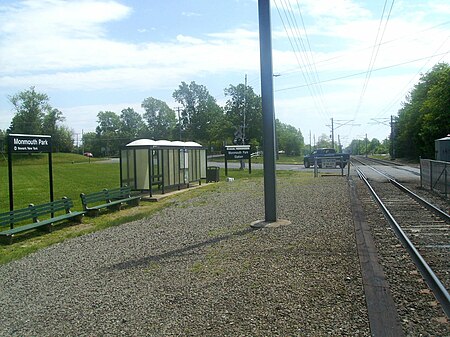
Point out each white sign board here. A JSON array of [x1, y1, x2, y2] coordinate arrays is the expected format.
[[322, 158, 336, 168]]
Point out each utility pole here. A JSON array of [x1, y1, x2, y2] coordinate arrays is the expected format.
[[365, 133, 368, 157], [258, 0, 277, 223], [243, 74, 247, 145], [327, 118, 360, 150], [309, 130, 312, 154], [391, 115, 396, 160], [175, 107, 182, 141], [331, 118, 335, 150], [239, 74, 248, 170]]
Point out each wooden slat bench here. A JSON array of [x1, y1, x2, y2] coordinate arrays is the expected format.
[[0, 197, 84, 244], [80, 186, 141, 217]]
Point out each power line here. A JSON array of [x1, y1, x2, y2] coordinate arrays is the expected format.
[[273, 0, 329, 124], [275, 51, 449, 92], [354, 0, 395, 120]]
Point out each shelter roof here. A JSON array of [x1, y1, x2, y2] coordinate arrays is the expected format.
[[436, 135, 450, 141], [126, 139, 202, 148]]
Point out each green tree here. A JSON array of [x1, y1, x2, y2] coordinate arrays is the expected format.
[[119, 107, 145, 142], [173, 81, 223, 144], [0, 129, 6, 153], [276, 119, 304, 156], [141, 97, 176, 140], [8, 87, 73, 152], [95, 111, 121, 156], [8, 86, 51, 134], [316, 134, 332, 148], [82, 132, 101, 156], [396, 63, 450, 159], [41, 108, 73, 152], [224, 83, 262, 148], [53, 125, 74, 152]]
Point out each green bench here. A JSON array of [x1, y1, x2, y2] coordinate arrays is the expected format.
[[80, 186, 141, 217], [0, 197, 84, 244]]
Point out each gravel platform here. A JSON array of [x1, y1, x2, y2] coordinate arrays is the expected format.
[[0, 176, 370, 336]]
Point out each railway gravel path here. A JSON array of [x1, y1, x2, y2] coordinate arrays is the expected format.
[[0, 176, 368, 336], [0, 174, 448, 336]]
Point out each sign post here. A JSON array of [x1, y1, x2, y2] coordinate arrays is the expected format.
[[7, 134, 53, 211], [224, 145, 251, 176]]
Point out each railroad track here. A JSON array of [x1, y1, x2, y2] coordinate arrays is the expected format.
[[352, 158, 450, 318]]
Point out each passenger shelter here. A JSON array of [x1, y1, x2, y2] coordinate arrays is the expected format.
[[435, 135, 450, 162], [120, 139, 206, 197]]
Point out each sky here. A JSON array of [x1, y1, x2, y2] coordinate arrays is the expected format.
[[0, 0, 449, 147]]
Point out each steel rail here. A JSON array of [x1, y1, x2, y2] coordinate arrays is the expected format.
[[356, 167, 450, 317], [353, 158, 450, 221]]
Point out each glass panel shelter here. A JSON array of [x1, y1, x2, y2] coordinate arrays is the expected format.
[[120, 139, 207, 197]]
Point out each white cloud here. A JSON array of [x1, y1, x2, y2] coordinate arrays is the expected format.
[[299, 0, 371, 19], [182, 11, 201, 17], [0, 0, 449, 143]]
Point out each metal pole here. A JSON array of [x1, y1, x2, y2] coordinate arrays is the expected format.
[[331, 118, 334, 150], [258, 0, 277, 222], [48, 151, 54, 202], [8, 145, 13, 213], [243, 74, 247, 145]]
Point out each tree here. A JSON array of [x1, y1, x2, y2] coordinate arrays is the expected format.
[[8, 87, 74, 152], [0, 129, 6, 153], [141, 97, 176, 140], [42, 108, 64, 135], [53, 125, 74, 153], [276, 119, 304, 156], [173, 81, 223, 144], [8, 86, 51, 135], [224, 83, 262, 148], [119, 107, 145, 142], [316, 134, 332, 148], [95, 111, 121, 156], [396, 63, 450, 159], [82, 132, 101, 156]]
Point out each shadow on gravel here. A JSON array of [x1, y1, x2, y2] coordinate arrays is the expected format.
[[105, 227, 255, 271]]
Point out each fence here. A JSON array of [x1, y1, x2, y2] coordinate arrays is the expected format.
[[420, 159, 449, 198], [313, 156, 350, 177]]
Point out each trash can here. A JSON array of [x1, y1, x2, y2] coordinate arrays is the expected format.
[[206, 166, 220, 182]]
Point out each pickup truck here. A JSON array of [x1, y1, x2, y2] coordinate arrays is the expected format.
[[303, 148, 350, 168]]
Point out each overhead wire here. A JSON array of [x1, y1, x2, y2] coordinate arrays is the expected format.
[[349, 0, 395, 140], [273, 0, 330, 126], [275, 51, 449, 92], [274, 20, 450, 79]]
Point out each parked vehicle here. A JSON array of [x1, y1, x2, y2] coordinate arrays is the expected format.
[[303, 148, 350, 168]]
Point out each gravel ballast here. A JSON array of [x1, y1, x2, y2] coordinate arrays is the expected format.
[[0, 176, 369, 336]]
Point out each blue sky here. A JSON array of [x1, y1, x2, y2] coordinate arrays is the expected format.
[[1, 0, 449, 146]]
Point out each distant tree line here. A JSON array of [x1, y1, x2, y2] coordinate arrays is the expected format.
[[2, 82, 305, 157], [3, 62, 448, 160]]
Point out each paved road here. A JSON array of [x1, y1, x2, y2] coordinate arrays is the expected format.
[[210, 160, 421, 183], [208, 161, 306, 171]]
